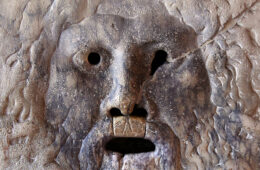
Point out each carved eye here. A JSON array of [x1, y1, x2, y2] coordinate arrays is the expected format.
[[73, 51, 101, 73], [150, 50, 168, 75], [88, 52, 101, 65], [73, 48, 110, 74]]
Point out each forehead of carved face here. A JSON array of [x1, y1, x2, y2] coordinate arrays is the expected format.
[[46, 13, 211, 169]]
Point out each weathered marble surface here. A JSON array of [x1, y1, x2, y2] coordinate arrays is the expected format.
[[0, 0, 260, 169]]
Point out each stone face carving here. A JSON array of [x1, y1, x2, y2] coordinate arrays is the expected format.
[[1, 0, 260, 169], [46, 14, 197, 169]]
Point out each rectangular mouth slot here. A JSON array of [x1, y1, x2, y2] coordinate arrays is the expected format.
[[105, 137, 155, 154]]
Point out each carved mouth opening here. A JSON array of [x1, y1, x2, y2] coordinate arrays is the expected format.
[[105, 137, 155, 154]]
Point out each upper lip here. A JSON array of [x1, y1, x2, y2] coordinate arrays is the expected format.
[[112, 116, 146, 138], [79, 116, 178, 153]]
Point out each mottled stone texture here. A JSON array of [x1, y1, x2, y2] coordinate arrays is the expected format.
[[0, 0, 260, 169]]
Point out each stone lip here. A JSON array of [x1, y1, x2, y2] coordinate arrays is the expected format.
[[112, 116, 146, 137], [79, 118, 180, 169]]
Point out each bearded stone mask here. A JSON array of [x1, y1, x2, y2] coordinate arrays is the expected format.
[[45, 7, 213, 169], [1, 0, 260, 170]]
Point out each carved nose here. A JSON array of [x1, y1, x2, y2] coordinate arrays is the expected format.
[[101, 49, 144, 116], [117, 90, 138, 115], [106, 72, 140, 115]]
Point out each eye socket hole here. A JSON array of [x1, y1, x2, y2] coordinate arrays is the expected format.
[[88, 52, 101, 65], [150, 50, 168, 75]]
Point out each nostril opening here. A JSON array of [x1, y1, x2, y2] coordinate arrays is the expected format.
[[109, 105, 148, 117], [131, 105, 148, 118], [110, 108, 123, 117]]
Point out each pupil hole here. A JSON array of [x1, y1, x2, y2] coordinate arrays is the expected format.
[[88, 52, 100, 65]]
